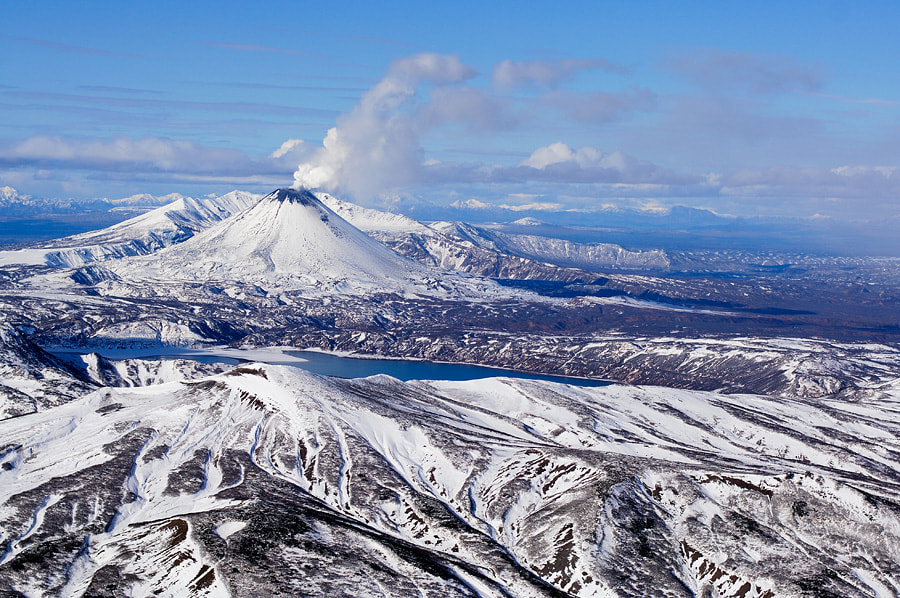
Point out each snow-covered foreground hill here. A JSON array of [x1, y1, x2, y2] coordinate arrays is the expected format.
[[1, 365, 898, 597]]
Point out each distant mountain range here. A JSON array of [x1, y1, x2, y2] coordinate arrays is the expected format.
[[4, 184, 899, 256], [0, 186, 204, 217], [0, 188, 672, 281]]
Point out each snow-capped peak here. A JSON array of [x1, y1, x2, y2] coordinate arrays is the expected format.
[[109, 192, 187, 208], [264, 187, 319, 206], [511, 216, 544, 226], [0, 186, 18, 204], [106, 188, 462, 296]]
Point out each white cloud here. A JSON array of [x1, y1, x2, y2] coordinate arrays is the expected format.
[[516, 142, 684, 184], [0, 135, 305, 186], [497, 201, 563, 211], [270, 138, 306, 158], [520, 142, 575, 169], [292, 53, 475, 198], [830, 165, 896, 178], [521, 142, 604, 169], [491, 58, 623, 90]]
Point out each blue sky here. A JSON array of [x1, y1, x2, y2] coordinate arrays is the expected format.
[[2, 1, 899, 223]]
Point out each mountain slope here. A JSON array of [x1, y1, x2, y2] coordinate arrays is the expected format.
[[0, 191, 259, 267], [320, 194, 607, 282], [430, 221, 671, 271], [317, 194, 668, 275], [0, 323, 94, 419], [1, 365, 898, 596]]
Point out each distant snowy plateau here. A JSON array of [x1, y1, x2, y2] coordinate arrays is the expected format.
[[1, 188, 899, 597]]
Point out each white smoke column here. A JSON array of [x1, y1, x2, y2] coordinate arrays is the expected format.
[[292, 53, 475, 200]]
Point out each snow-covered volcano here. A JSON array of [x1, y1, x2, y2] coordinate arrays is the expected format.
[[108, 188, 492, 296]]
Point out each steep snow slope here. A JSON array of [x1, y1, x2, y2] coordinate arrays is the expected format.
[[72, 353, 231, 388], [1, 365, 898, 596], [317, 192, 430, 235], [107, 188, 499, 297], [0, 191, 259, 267], [0, 323, 94, 419]]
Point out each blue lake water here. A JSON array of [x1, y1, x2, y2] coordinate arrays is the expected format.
[[50, 347, 611, 387], [283, 351, 611, 386]]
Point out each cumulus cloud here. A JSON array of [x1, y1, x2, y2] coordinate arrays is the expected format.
[[666, 49, 825, 94], [292, 53, 475, 198], [413, 142, 699, 191], [520, 142, 597, 169], [491, 58, 624, 90], [512, 142, 696, 185]]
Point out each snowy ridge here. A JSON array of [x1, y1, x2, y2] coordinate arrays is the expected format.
[[490, 231, 671, 270], [1, 365, 898, 596], [322, 195, 600, 281], [108, 192, 187, 208], [320, 194, 667, 274], [430, 221, 671, 271], [317, 192, 430, 234], [0, 191, 260, 267]]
